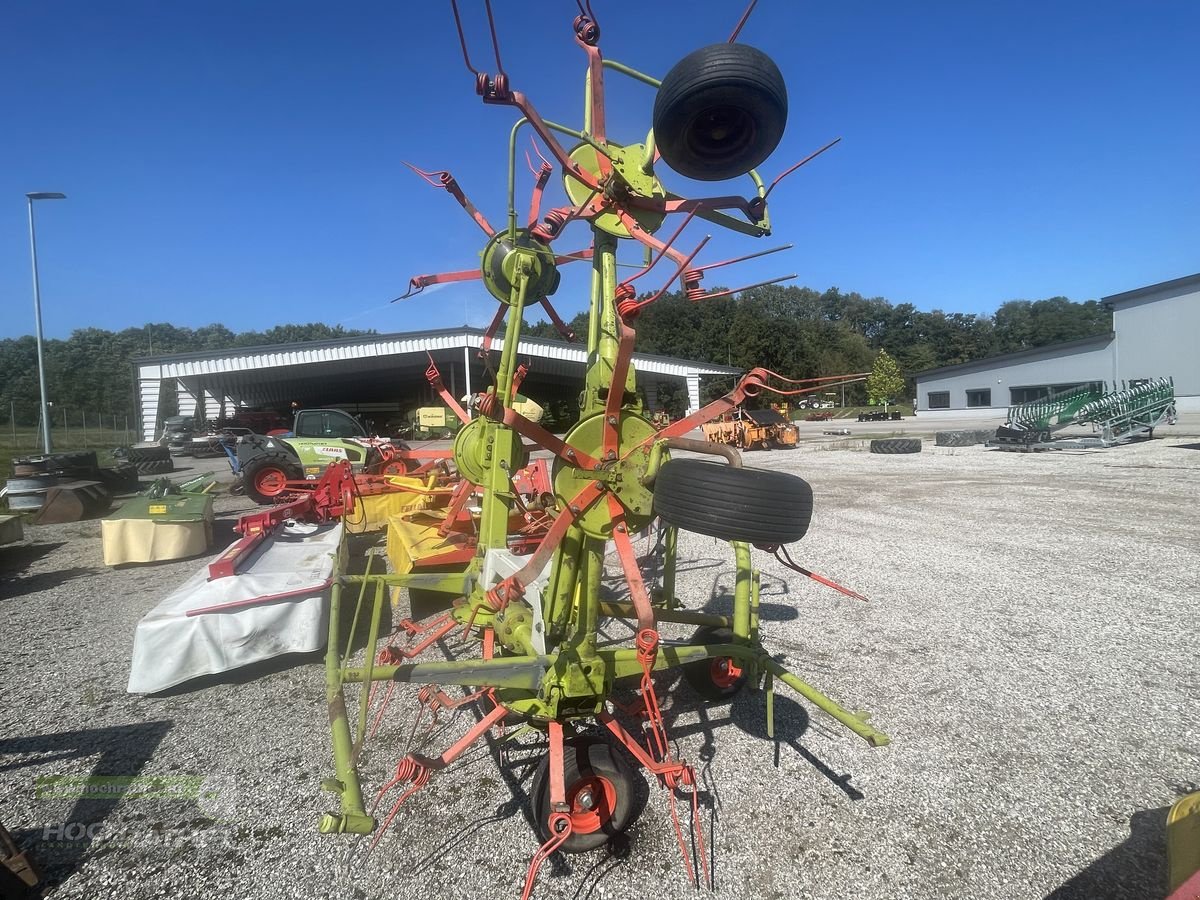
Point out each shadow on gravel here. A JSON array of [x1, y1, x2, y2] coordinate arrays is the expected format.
[[0, 541, 64, 574], [670, 685, 863, 794], [0, 721, 173, 891], [1044, 805, 1169, 899], [0, 556, 101, 602], [697, 590, 799, 623], [1171, 442, 1200, 451], [209, 516, 240, 549]]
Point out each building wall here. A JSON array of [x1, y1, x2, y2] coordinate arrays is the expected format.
[[915, 338, 1114, 418], [1112, 283, 1200, 400]]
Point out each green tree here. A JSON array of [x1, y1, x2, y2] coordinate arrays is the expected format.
[[866, 349, 905, 411]]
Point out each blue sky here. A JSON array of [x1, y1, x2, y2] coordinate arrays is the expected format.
[[2, 0, 1197, 340]]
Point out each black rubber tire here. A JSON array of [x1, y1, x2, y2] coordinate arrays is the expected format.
[[682, 626, 749, 701], [50, 451, 98, 471], [652, 458, 812, 545], [869, 438, 922, 455], [97, 464, 141, 493], [242, 451, 303, 505], [935, 430, 968, 447], [653, 43, 787, 182], [126, 445, 171, 463], [531, 737, 638, 853], [134, 458, 175, 475], [935, 429, 993, 447]]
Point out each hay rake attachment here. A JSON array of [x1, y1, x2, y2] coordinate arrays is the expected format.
[[321, 3, 888, 895]]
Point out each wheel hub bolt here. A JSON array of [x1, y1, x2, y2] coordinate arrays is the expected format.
[[577, 790, 595, 810]]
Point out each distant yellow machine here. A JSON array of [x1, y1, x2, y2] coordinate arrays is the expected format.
[[702, 407, 798, 450]]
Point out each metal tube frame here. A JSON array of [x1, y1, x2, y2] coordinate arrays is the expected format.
[[320, 27, 889, 845]]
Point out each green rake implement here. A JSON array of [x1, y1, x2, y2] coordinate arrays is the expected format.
[[319, 3, 889, 896]]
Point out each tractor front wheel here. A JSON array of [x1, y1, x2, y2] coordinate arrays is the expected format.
[[242, 451, 303, 504], [531, 737, 638, 853]]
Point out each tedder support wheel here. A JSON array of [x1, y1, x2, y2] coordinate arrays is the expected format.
[[683, 626, 749, 701], [531, 737, 638, 853], [652, 458, 813, 545], [652, 42, 788, 182], [869, 438, 921, 454], [242, 451, 303, 504]]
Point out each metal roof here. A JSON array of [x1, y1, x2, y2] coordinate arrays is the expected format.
[[1102, 272, 1200, 308], [133, 326, 741, 379], [913, 332, 1115, 380]]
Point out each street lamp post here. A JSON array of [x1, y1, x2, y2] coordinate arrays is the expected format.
[[26, 191, 66, 455]]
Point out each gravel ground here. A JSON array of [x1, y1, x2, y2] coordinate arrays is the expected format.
[[3, 418, 1199, 900]]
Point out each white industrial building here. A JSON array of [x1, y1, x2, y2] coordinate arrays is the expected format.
[[915, 273, 1200, 418], [132, 326, 741, 442]]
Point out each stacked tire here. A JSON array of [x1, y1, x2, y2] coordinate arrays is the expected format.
[[869, 438, 921, 455], [123, 445, 174, 476], [934, 429, 995, 447], [48, 451, 100, 480], [97, 464, 141, 493]]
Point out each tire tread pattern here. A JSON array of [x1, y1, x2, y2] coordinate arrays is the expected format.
[[241, 451, 304, 505], [935, 429, 994, 447], [652, 459, 812, 545], [653, 43, 787, 181], [869, 438, 921, 454], [134, 458, 175, 475]]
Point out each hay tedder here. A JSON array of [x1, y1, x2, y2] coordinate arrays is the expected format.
[[318, 3, 888, 895]]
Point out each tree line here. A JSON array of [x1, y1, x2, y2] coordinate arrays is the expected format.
[[526, 285, 1111, 409], [0, 288, 1110, 425], [0, 323, 372, 426]]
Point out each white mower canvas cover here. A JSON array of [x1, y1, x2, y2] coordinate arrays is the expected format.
[[128, 522, 343, 693]]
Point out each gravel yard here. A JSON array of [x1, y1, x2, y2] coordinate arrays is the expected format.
[[3, 419, 1199, 900]]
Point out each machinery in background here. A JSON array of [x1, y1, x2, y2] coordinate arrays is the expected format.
[[702, 406, 797, 449], [991, 378, 1176, 451]]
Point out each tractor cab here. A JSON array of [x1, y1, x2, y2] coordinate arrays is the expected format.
[[291, 408, 369, 440]]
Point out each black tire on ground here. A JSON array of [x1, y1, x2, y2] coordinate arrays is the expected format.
[[652, 43, 787, 182], [935, 430, 970, 447], [935, 429, 993, 447], [126, 445, 171, 463], [50, 451, 98, 471], [869, 438, 922, 454], [242, 451, 303, 504], [134, 458, 175, 476], [682, 625, 749, 701], [97, 464, 141, 493], [530, 737, 639, 853], [652, 458, 812, 545]]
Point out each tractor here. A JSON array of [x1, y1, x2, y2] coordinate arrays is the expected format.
[[233, 407, 409, 504]]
